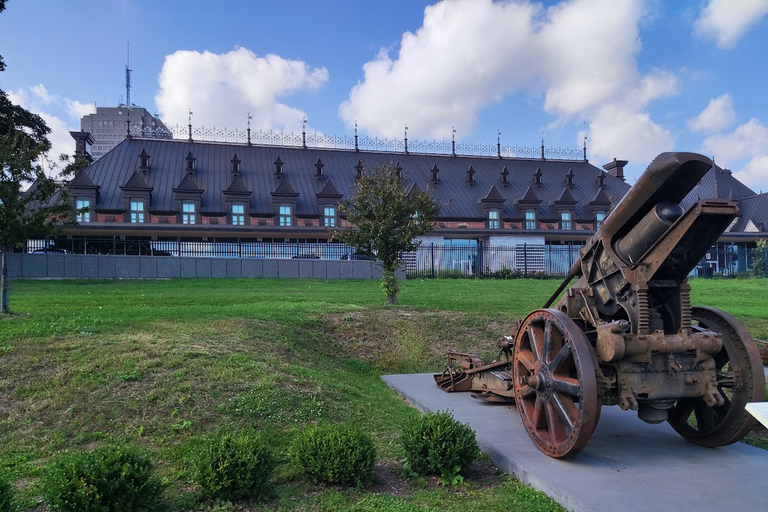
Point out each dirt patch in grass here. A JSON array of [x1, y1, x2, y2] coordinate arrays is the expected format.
[[327, 309, 517, 374]]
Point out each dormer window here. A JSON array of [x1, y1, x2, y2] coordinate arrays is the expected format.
[[431, 164, 440, 183], [130, 200, 145, 223], [596, 211, 606, 229], [467, 165, 475, 185], [139, 149, 150, 168], [500, 166, 509, 185], [232, 203, 245, 226], [231, 154, 241, 174], [182, 202, 196, 224], [186, 152, 196, 173], [525, 210, 537, 230], [315, 158, 325, 179], [355, 159, 365, 178], [395, 163, 403, 179], [76, 198, 90, 223], [488, 210, 500, 229], [560, 211, 572, 230], [323, 206, 336, 227], [279, 204, 292, 226], [274, 156, 284, 176]]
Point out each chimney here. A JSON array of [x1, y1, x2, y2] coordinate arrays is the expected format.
[[603, 158, 628, 182], [70, 131, 95, 163]]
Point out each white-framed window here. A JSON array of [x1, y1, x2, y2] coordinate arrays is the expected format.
[[596, 211, 605, 229], [232, 203, 245, 226], [279, 205, 292, 227], [76, 198, 90, 223], [323, 206, 336, 227], [130, 200, 145, 223], [488, 210, 500, 229], [561, 211, 572, 230], [182, 202, 196, 225], [525, 210, 536, 230]]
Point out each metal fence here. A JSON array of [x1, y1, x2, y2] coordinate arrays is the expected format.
[[22, 236, 768, 278]]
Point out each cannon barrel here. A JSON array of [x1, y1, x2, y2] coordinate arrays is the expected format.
[[600, 152, 712, 243], [614, 202, 684, 264]]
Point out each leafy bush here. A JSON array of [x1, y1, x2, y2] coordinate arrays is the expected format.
[[401, 411, 478, 476], [191, 430, 276, 501], [42, 443, 162, 512], [0, 472, 15, 512], [290, 423, 376, 486]]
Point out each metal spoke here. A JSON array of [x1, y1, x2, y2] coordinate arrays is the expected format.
[[551, 393, 576, 431], [517, 349, 536, 372], [519, 384, 536, 398], [548, 343, 572, 373], [528, 324, 544, 361], [552, 376, 581, 397], [543, 320, 552, 362]]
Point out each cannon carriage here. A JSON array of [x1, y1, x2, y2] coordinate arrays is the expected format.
[[435, 152, 764, 458]]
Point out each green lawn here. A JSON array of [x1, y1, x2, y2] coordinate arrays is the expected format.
[[0, 277, 765, 511]]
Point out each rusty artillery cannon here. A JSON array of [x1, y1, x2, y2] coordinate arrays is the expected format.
[[435, 152, 764, 458]]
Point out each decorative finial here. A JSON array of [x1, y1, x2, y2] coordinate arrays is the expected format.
[[302, 117, 307, 150], [354, 121, 359, 152], [583, 122, 588, 162], [497, 129, 501, 159], [188, 108, 193, 142], [540, 131, 546, 161], [404, 124, 409, 155], [247, 113, 252, 146], [451, 127, 456, 157]]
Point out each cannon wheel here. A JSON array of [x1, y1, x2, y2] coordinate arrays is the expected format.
[[512, 309, 600, 458], [668, 306, 764, 447]]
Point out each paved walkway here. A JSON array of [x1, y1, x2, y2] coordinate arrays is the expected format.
[[383, 373, 768, 512]]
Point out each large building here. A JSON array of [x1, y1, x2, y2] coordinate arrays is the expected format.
[[80, 106, 170, 160], [53, 131, 768, 275]]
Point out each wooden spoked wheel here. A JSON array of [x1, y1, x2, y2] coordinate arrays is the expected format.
[[512, 309, 600, 458], [668, 307, 764, 447]]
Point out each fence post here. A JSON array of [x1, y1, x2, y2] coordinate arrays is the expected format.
[[764, 246, 767, 278], [477, 240, 483, 277], [430, 243, 435, 278], [524, 243, 528, 277]]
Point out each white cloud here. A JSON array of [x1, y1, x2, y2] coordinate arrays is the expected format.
[[694, 0, 768, 48], [701, 118, 768, 162], [65, 99, 96, 120], [155, 47, 329, 133], [734, 155, 768, 191], [687, 93, 736, 133], [339, 0, 674, 164]]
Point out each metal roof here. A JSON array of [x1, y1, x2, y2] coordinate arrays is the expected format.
[[78, 137, 630, 223]]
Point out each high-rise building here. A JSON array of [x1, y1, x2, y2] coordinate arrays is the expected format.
[[80, 106, 171, 160]]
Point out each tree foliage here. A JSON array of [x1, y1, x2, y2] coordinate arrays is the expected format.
[[0, 0, 81, 313], [335, 162, 441, 303]]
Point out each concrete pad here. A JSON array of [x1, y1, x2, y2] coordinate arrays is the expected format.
[[382, 373, 768, 512]]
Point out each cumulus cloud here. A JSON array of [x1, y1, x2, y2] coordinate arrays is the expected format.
[[701, 118, 768, 162], [694, 0, 768, 48], [340, 0, 674, 164], [701, 119, 768, 192], [7, 85, 93, 173], [155, 47, 329, 132], [734, 155, 768, 191], [687, 93, 736, 133]]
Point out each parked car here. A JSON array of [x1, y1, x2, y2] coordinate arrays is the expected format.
[[341, 252, 375, 260]]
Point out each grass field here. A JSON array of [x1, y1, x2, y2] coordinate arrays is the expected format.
[[0, 277, 766, 511]]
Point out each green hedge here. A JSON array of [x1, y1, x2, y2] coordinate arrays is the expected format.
[[401, 411, 478, 475], [290, 423, 376, 486]]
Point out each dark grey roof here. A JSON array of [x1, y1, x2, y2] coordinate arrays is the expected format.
[[79, 138, 630, 220], [682, 164, 755, 209], [734, 193, 768, 232], [223, 174, 251, 195], [121, 171, 151, 191]]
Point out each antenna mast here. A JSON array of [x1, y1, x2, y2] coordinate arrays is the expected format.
[[125, 42, 132, 107]]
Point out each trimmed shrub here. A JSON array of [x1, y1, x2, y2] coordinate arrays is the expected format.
[[290, 423, 376, 486], [0, 473, 15, 512], [190, 430, 276, 501], [401, 411, 478, 476], [42, 443, 162, 512]]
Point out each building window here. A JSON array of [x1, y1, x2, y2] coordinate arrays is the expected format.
[[323, 206, 336, 227], [561, 211, 572, 230], [182, 202, 196, 225], [130, 200, 145, 223], [232, 203, 245, 226], [525, 210, 536, 230], [279, 205, 292, 227], [76, 198, 90, 223], [488, 210, 500, 229], [596, 211, 605, 229]]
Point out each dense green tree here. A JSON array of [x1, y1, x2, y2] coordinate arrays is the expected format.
[[0, 0, 81, 313], [335, 162, 441, 303]]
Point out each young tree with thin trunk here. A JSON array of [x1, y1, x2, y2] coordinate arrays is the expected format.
[[334, 162, 441, 304], [0, 0, 80, 314]]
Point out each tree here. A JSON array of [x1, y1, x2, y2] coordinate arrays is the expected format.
[[0, 0, 79, 313], [335, 162, 441, 303]]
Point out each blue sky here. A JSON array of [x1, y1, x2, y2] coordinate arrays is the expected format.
[[2, 0, 768, 191]]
